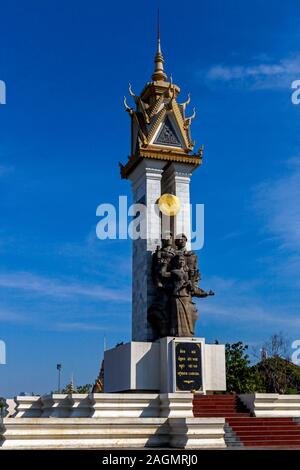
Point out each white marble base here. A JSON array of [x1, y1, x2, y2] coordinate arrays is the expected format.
[[160, 393, 194, 418], [239, 393, 300, 417], [169, 417, 226, 449], [13, 394, 162, 419], [160, 337, 206, 393], [14, 396, 42, 418], [0, 417, 169, 449], [90, 394, 160, 418], [104, 337, 226, 393], [0, 393, 226, 449], [0, 416, 225, 449], [104, 341, 160, 392]]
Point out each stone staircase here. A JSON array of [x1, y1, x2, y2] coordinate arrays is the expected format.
[[193, 394, 300, 448]]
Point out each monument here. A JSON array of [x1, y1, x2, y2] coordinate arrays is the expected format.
[[3, 22, 300, 452], [0, 24, 228, 451], [105, 28, 226, 394]]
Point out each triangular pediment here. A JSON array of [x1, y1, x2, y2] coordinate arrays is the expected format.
[[149, 112, 187, 150], [154, 116, 181, 147]]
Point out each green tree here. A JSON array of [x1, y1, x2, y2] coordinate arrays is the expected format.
[[76, 384, 92, 394], [252, 333, 300, 394], [61, 383, 92, 394], [0, 397, 6, 420], [225, 342, 263, 393]]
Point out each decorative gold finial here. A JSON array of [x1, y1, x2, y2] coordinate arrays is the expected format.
[[152, 10, 167, 82]]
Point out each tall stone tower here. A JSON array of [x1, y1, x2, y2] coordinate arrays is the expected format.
[[120, 29, 203, 342]]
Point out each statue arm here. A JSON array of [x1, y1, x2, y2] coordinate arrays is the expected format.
[[192, 287, 215, 298]]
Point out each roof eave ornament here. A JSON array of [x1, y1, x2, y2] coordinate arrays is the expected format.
[[184, 108, 196, 128]]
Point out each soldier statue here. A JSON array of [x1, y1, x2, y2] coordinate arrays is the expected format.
[[148, 233, 214, 338]]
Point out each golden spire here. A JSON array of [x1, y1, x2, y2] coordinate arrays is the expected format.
[[152, 10, 167, 82]]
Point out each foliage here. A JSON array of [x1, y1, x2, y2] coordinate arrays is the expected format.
[[0, 397, 6, 420], [225, 342, 263, 393], [262, 332, 289, 359], [225, 334, 300, 394], [253, 357, 300, 394], [61, 383, 92, 394], [76, 384, 92, 394]]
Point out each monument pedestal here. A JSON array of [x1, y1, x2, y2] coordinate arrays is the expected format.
[[104, 337, 226, 394]]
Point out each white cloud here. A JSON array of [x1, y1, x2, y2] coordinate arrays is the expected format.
[[0, 271, 130, 303], [199, 276, 300, 329], [204, 55, 300, 89], [254, 158, 300, 251], [54, 322, 128, 332], [0, 307, 29, 324]]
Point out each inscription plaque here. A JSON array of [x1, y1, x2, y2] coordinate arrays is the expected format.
[[175, 342, 202, 391]]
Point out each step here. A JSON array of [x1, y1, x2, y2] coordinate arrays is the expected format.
[[193, 406, 244, 409], [193, 400, 240, 404], [196, 411, 249, 414], [244, 444, 300, 448], [231, 426, 300, 432], [227, 417, 293, 421], [194, 398, 238, 401], [243, 439, 300, 446], [194, 413, 248, 416], [227, 416, 296, 424], [193, 403, 244, 407], [194, 394, 237, 398], [236, 430, 300, 437], [227, 418, 294, 424], [194, 399, 238, 403], [193, 405, 245, 411]]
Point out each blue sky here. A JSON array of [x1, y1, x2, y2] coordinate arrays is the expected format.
[[1, 0, 300, 397]]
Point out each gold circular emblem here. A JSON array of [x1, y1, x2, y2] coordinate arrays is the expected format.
[[158, 193, 181, 216]]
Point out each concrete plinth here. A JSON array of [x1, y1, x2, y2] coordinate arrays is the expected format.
[[104, 337, 226, 394]]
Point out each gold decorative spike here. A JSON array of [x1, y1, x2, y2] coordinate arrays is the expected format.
[[123, 96, 133, 113], [198, 144, 204, 157], [179, 93, 191, 113], [184, 108, 196, 128], [151, 12, 167, 82]]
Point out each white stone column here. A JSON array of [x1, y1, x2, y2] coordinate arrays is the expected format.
[[128, 159, 165, 341], [162, 163, 195, 250]]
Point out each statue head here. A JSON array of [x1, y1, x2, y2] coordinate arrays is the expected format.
[[174, 254, 186, 269], [162, 231, 173, 247], [175, 233, 187, 250]]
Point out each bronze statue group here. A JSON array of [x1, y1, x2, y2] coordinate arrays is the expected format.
[[148, 233, 214, 338]]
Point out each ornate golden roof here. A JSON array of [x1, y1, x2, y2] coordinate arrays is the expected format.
[[120, 26, 203, 179]]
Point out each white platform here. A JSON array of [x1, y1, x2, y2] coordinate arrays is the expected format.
[[0, 416, 225, 449], [104, 337, 226, 393], [239, 393, 300, 417], [0, 393, 226, 449]]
